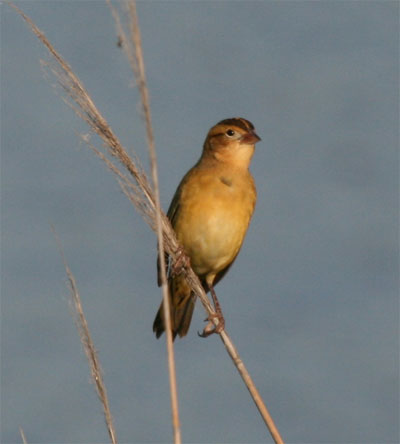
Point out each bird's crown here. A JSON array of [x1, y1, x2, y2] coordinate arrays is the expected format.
[[216, 117, 255, 132]]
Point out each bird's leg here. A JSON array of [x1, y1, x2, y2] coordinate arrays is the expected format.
[[171, 245, 190, 277], [209, 285, 224, 326], [198, 284, 225, 338]]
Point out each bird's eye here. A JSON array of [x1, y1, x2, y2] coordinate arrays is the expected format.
[[226, 129, 235, 137]]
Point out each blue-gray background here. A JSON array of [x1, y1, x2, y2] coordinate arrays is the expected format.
[[1, 1, 398, 443]]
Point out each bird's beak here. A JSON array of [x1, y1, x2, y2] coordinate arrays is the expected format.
[[240, 131, 261, 145]]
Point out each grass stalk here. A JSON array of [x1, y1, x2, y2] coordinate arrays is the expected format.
[[19, 427, 27, 444], [110, 1, 182, 441], [52, 227, 117, 444]]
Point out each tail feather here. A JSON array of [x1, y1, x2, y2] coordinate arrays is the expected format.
[[153, 276, 195, 340]]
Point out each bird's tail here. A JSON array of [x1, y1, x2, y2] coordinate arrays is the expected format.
[[153, 275, 196, 340]]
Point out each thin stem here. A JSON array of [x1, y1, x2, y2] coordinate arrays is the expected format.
[[219, 331, 284, 444], [52, 227, 117, 444], [19, 427, 28, 444], [122, 2, 181, 443]]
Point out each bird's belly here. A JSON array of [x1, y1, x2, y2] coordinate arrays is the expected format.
[[176, 198, 251, 276]]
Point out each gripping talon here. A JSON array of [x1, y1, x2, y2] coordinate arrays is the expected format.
[[198, 313, 225, 338]]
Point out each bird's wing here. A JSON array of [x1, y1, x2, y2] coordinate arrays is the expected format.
[[212, 251, 240, 287], [157, 169, 191, 286]]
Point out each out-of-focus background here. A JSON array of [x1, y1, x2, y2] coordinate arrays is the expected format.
[[2, 2, 398, 443]]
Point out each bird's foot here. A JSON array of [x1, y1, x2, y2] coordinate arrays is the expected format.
[[171, 246, 190, 276], [198, 312, 225, 338], [198, 284, 225, 337]]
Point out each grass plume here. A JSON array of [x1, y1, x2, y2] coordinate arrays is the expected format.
[[52, 227, 117, 444]]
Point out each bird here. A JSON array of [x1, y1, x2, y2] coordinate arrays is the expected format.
[[153, 117, 260, 340]]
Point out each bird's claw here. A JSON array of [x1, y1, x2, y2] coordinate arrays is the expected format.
[[197, 313, 225, 338]]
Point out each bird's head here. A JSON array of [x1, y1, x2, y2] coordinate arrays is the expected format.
[[202, 118, 261, 168]]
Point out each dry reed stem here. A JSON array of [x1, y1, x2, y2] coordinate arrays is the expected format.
[[10, 3, 284, 443], [51, 227, 117, 444], [19, 427, 27, 444], [122, 1, 181, 442]]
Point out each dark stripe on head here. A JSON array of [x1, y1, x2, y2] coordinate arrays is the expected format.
[[217, 117, 254, 132]]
